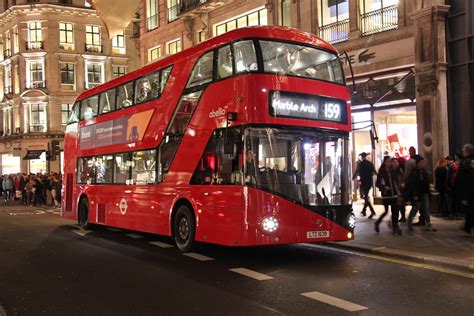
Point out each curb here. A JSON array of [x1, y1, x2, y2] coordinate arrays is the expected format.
[[324, 241, 474, 274]]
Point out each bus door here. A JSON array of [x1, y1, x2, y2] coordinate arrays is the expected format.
[[190, 128, 243, 245]]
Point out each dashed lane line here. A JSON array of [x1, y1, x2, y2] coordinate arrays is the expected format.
[[106, 227, 121, 232], [182, 252, 214, 261], [301, 291, 368, 312], [229, 268, 273, 281], [126, 233, 144, 239], [149, 241, 174, 248], [72, 230, 93, 237]]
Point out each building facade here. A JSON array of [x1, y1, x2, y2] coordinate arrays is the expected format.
[[139, 0, 466, 173], [0, 0, 140, 174]]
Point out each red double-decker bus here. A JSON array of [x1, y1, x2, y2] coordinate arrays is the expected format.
[[62, 26, 355, 252]]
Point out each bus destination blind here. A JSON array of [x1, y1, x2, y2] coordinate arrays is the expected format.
[[269, 91, 347, 124]]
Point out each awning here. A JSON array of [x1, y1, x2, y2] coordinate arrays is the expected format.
[[23, 150, 44, 160]]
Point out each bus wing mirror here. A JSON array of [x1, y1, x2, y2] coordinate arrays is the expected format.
[[342, 51, 357, 96], [224, 142, 235, 155]]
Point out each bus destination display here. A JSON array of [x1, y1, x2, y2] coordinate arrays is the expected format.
[[269, 91, 347, 124]]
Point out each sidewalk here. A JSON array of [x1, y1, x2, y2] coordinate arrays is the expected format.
[[328, 201, 474, 272]]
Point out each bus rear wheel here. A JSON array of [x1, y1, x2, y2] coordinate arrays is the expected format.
[[173, 205, 196, 252], [78, 198, 92, 230]]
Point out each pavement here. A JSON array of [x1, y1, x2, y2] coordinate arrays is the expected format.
[[0, 203, 473, 315], [328, 201, 474, 273]]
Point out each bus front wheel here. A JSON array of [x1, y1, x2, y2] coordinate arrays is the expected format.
[[78, 198, 92, 230], [173, 205, 196, 252]]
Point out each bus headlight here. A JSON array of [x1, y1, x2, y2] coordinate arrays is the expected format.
[[262, 216, 279, 233], [347, 213, 356, 229]]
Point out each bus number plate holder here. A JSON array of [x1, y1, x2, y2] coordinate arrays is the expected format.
[[307, 231, 330, 239]]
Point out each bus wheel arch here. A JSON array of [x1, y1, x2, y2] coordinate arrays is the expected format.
[[78, 194, 92, 230], [171, 199, 196, 252]]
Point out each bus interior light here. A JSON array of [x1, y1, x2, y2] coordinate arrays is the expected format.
[[262, 216, 279, 233]]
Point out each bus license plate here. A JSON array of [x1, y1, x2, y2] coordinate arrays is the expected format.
[[307, 231, 330, 239]]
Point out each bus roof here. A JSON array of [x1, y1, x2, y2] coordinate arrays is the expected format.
[[77, 26, 338, 102]]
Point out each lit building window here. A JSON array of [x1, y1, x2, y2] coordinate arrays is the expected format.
[[148, 45, 161, 61], [112, 31, 126, 54], [13, 26, 19, 54], [29, 103, 46, 133], [166, 39, 181, 55], [280, 0, 291, 27], [61, 103, 73, 128], [85, 63, 104, 89], [85, 25, 102, 53], [4, 64, 12, 94], [318, 0, 350, 44], [60, 63, 75, 85], [197, 30, 206, 43], [27, 61, 45, 89], [59, 22, 75, 50], [167, 0, 180, 22], [360, 0, 398, 36], [214, 7, 267, 36], [113, 65, 126, 77], [146, 0, 159, 31], [4, 30, 11, 58], [3, 106, 13, 135], [28, 21, 43, 50]]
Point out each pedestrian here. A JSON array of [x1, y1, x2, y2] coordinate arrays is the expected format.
[[445, 156, 456, 217], [25, 178, 33, 205], [455, 144, 474, 234], [392, 158, 406, 223], [434, 158, 449, 216], [32, 178, 45, 206], [406, 156, 436, 232], [375, 156, 402, 235], [352, 152, 377, 218], [2, 175, 14, 202], [19, 174, 27, 205]]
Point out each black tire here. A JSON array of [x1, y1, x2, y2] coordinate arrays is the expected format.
[[78, 198, 92, 230], [173, 205, 196, 252]]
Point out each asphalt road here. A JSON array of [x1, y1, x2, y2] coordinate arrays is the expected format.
[[0, 204, 472, 316]]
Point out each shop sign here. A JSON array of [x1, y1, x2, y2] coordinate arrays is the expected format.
[[340, 49, 376, 67]]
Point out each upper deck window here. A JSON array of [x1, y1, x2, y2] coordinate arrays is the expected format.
[[259, 40, 344, 85], [233, 40, 258, 74], [135, 71, 161, 104], [186, 51, 214, 88], [81, 95, 99, 120]]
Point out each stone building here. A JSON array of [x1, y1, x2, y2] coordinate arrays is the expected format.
[[0, 0, 140, 174], [139, 0, 469, 172]]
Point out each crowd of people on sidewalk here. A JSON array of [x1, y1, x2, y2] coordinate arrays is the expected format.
[[1, 173, 62, 208], [353, 144, 474, 236]]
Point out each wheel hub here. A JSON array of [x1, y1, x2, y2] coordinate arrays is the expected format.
[[178, 217, 189, 240]]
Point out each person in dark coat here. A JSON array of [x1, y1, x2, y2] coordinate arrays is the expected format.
[[456, 144, 474, 234], [406, 156, 436, 232], [353, 152, 377, 218], [375, 156, 402, 235], [391, 158, 406, 222], [434, 158, 448, 216]]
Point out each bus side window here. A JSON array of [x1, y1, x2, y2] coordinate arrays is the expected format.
[[114, 153, 132, 184], [217, 45, 233, 79], [116, 81, 134, 109], [160, 66, 172, 93], [96, 155, 114, 184], [77, 156, 97, 184], [233, 40, 258, 74], [99, 89, 116, 114], [81, 95, 99, 120], [186, 51, 214, 88], [132, 150, 156, 185], [68, 101, 80, 123], [135, 71, 160, 104]]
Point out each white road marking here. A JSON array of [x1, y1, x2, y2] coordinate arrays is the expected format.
[[126, 233, 144, 239], [0, 304, 6, 316], [149, 241, 174, 248], [106, 227, 121, 232], [182, 252, 214, 261], [72, 230, 93, 237], [301, 291, 368, 312], [229, 268, 273, 281]]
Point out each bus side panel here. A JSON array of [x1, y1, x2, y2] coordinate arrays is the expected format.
[[191, 186, 242, 246]]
